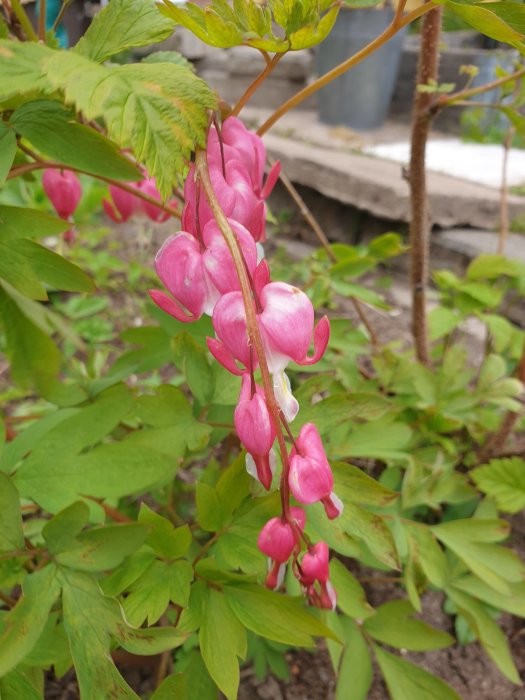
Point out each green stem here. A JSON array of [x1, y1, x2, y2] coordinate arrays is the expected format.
[[257, 0, 434, 136], [434, 65, 525, 112], [9, 0, 38, 40], [196, 148, 292, 520]]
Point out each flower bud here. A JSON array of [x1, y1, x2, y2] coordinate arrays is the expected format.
[[258, 507, 306, 590], [43, 169, 82, 220], [234, 374, 275, 457], [289, 423, 343, 520]]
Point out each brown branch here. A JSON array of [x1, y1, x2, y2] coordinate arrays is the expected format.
[[38, 0, 46, 41], [407, 4, 443, 366], [231, 52, 285, 116], [8, 160, 181, 220], [257, 0, 434, 136], [0, 590, 17, 608]]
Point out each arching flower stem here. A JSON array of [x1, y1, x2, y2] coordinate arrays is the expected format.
[[196, 146, 293, 520]]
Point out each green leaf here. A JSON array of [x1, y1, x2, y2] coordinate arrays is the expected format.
[[332, 461, 398, 507], [43, 500, 90, 553], [142, 50, 194, 70], [433, 519, 525, 596], [329, 559, 374, 619], [0, 282, 61, 391], [341, 503, 400, 570], [56, 524, 148, 571], [11, 100, 140, 181], [224, 584, 337, 647], [436, 0, 525, 51], [334, 618, 372, 700], [0, 472, 24, 552], [0, 670, 43, 700], [0, 121, 16, 185], [471, 458, 525, 514], [200, 588, 247, 700], [447, 588, 520, 684], [0, 40, 51, 102], [406, 524, 448, 589], [172, 332, 215, 404], [452, 576, 525, 617], [75, 0, 175, 63], [150, 674, 186, 700], [14, 239, 95, 293], [296, 393, 394, 432], [364, 600, 454, 651], [138, 503, 192, 559], [466, 253, 525, 281], [0, 204, 70, 240], [0, 564, 61, 675], [46, 53, 216, 198], [429, 307, 462, 340], [336, 417, 412, 462], [374, 644, 462, 700], [196, 482, 225, 532]]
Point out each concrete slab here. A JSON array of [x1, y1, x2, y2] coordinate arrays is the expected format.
[[264, 132, 525, 229]]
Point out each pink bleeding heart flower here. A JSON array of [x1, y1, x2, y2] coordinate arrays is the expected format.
[[43, 169, 82, 220], [258, 507, 306, 589], [202, 219, 258, 295], [300, 542, 337, 610], [103, 183, 141, 223], [258, 282, 330, 374], [211, 117, 281, 200], [149, 232, 218, 323], [289, 423, 343, 520], [138, 177, 171, 223], [207, 291, 252, 375], [234, 374, 276, 489]]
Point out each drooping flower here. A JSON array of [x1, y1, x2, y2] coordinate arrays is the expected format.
[[201, 219, 258, 296], [103, 183, 141, 223], [234, 374, 276, 489], [149, 232, 218, 323], [139, 177, 171, 223], [289, 423, 343, 520], [299, 542, 337, 610], [258, 507, 306, 589], [43, 169, 82, 219]]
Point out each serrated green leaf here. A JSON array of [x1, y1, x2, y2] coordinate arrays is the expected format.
[[0, 121, 16, 185], [466, 253, 525, 280], [374, 644, 461, 700], [75, 0, 175, 63], [0, 565, 61, 675], [0, 472, 24, 552], [0, 40, 51, 102], [11, 100, 141, 181], [142, 50, 194, 70], [200, 588, 247, 700], [447, 588, 520, 684], [289, 4, 339, 49], [46, 53, 215, 198], [364, 600, 454, 651], [138, 503, 192, 559], [471, 457, 525, 514]]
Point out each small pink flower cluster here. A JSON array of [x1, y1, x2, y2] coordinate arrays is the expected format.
[[150, 117, 341, 609], [43, 169, 82, 243], [103, 177, 177, 224]]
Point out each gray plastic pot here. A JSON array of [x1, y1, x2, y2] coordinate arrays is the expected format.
[[316, 7, 408, 130]]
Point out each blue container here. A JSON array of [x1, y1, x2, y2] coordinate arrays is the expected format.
[[316, 7, 408, 130]]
